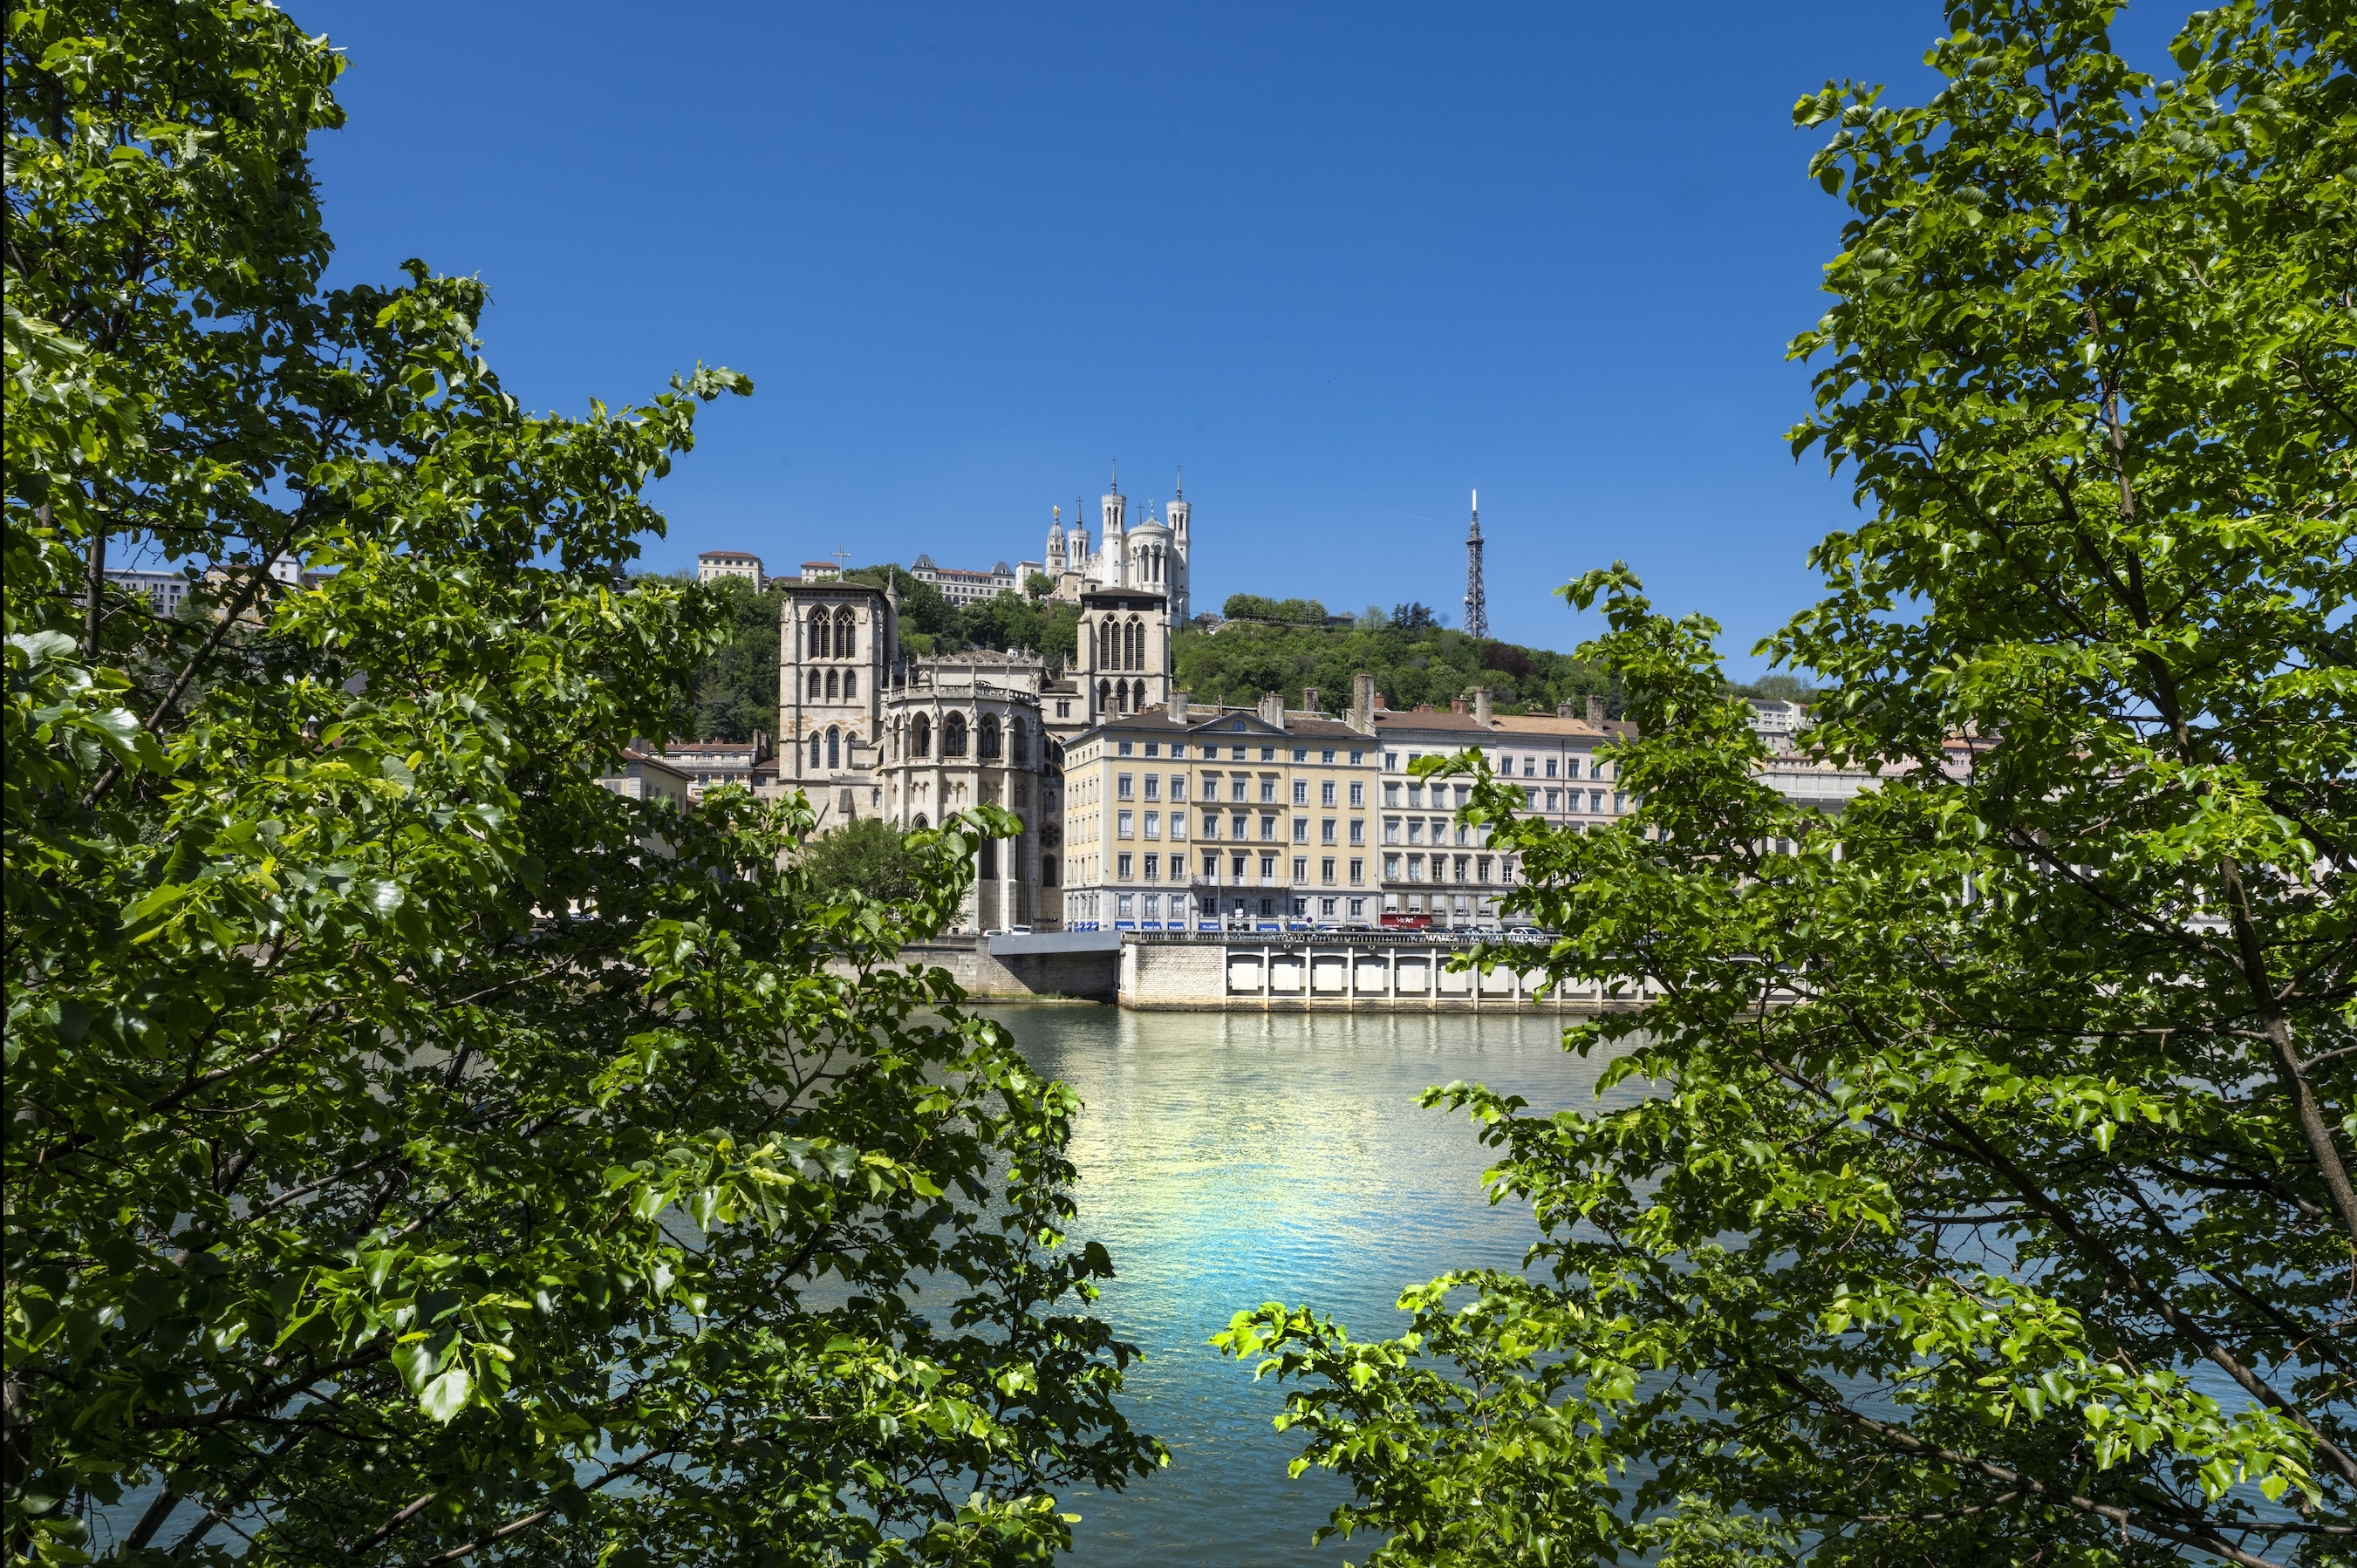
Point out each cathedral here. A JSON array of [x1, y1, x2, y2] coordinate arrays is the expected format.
[[1043, 470, 1192, 623], [775, 474, 1188, 931]]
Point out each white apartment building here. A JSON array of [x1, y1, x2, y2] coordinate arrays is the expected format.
[[909, 556, 1017, 607], [697, 549, 765, 588]]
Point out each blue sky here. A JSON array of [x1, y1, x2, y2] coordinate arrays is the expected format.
[[305, 2, 2187, 675]]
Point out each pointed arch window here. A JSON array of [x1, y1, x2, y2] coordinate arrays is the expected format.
[[827, 726, 841, 769], [843, 669, 857, 699], [825, 668, 838, 699], [808, 608, 832, 658], [913, 813, 929, 829], [1008, 717, 1028, 767], [978, 714, 1001, 760], [1097, 678, 1112, 712], [942, 712, 968, 757], [834, 607, 857, 658], [809, 733, 823, 769], [1132, 678, 1146, 712], [911, 712, 932, 759], [807, 669, 822, 699], [1096, 618, 1114, 670]]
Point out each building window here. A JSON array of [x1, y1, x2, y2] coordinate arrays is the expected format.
[[1292, 817, 1308, 842], [1144, 853, 1160, 881], [1292, 856, 1308, 883], [1118, 740, 1134, 756], [1455, 856, 1469, 883], [1117, 811, 1134, 839], [1384, 752, 1399, 771], [1615, 793, 1628, 813], [1171, 812, 1187, 841], [1349, 859, 1366, 886], [1144, 774, 1160, 800], [1349, 781, 1365, 807], [1350, 820, 1365, 845], [1117, 774, 1135, 801], [1321, 818, 1336, 843], [1056, 699, 1070, 718], [1144, 811, 1160, 839], [911, 712, 931, 758], [807, 607, 831, 658], [1385, 855, 1403, 880], [1117, 892, 1133, 918], [980, 838, 998, 877], [1260, 815, 1276, 842], [1170, 774, 1186, 802], [1292, 779, 1308, 805], [943, 712, 968, 756], [1383, 783, 1400, 807], [1042, 856, 1057, 886], [979, 714, 1001, 760], [1117, 854, 1134, 880], [1293, 748, 1308, 762], [1321, 858, 1336, 885], [809, 733, 822, 769], [1500, 755, 1513, 774], [1407, 820, 1424, 844], [1546, 790, 1560, 812], [807, 669, 822, 699], [1546, 759, 1558, 778], [826, 727, 840, 769], [1319, 780, 1335, 807], [1477, 856, 1492, 882], [1259, 854, 1277, 882], [1384, 819, 1401, 844], [1408, 856, 1424, 882], [1203, 851, 1219, 881], [1230, 777, 1248, 802], [1202, 813, 1219, 839], [1232, 814, 1247, 839]]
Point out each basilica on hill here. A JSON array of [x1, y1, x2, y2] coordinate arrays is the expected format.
[[775, 474, 1183, 931]]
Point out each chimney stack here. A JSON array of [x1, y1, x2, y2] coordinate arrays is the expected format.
[[1451, 697, 1467, 715], [1587, 694, 1607, 725], [1350, 672, 1377, 734], [1558, 699, 1579, 720], [1302, 686, 1319, 713], [1258, 691, 1287, 730], [1473, 686, 1492, 725], [1171, 689, 1189, 724]]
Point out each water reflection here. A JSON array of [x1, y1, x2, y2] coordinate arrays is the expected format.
[[987, 1006, 1644, 1567]]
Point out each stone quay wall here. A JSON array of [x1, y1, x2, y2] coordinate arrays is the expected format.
[[830, 932, 1652, 1012], [1119, 932, 1650, 1012]]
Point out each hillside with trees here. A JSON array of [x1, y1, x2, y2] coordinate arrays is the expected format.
[[1180, 596, 1623, 717]]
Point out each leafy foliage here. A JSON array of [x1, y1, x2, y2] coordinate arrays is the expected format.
[[3, 6, 1156, 1565], [801, 816, 930, 905], [1220, 593, 1331, 625], [1220, 3, 2354, 1565], [1175, 617, 1616, 717]]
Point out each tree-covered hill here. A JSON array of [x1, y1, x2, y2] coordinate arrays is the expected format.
[[1176, 610, 1623, 718]]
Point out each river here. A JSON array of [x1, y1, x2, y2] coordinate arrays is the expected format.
[[987, 1004, 1645, 1566]]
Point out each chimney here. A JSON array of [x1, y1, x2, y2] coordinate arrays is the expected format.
[[1587, 694, 1607, 725], [1374, 692, 1388, 711], [1258, 691, 1286, 730], [1350, 672, 1377, 734], [1302, 686, 1319, 713], [1451, 697, 1467, 715], [1170, 689, 1190, 724], [1473, 686, 1492, 725], [1558, 699, 1579, 720]]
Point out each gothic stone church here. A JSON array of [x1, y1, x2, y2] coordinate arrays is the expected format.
[[778, 572, 1175, 932]]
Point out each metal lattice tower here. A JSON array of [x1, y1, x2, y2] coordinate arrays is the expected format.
[[1463, 487, 1488, 638]]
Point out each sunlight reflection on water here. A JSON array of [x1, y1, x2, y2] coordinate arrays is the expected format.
[[987, 1005, 1643, 1567]]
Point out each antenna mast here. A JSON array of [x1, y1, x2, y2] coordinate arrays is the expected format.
[[1463, 488, 1488, 638]]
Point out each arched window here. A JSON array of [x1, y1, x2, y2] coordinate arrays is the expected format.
[[1125, 617, 1144, 671], [809, 733, 823, 769], [1008, 718, 1027, 767], [1097, 678, 1111, 712], [942, 712, 968, 757], [980, 838, 998, 878], [834, 606, 856, 658], [843, 669, 856, 699], [1096, 618, 1114, 670], [827, 727, 840, 769], [1042, 855, 1057, 887], [913, 813, 928, 829], [978, 714, 1001, 760], [1132, 678, 1145, 712], [911, 712, 931, 759], [807, 608, 831, 659], [825, 668, 838, 699]]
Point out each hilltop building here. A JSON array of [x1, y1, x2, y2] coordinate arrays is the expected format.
[[1043, 470, 1191, 623], [697, 549, 766, 588]]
